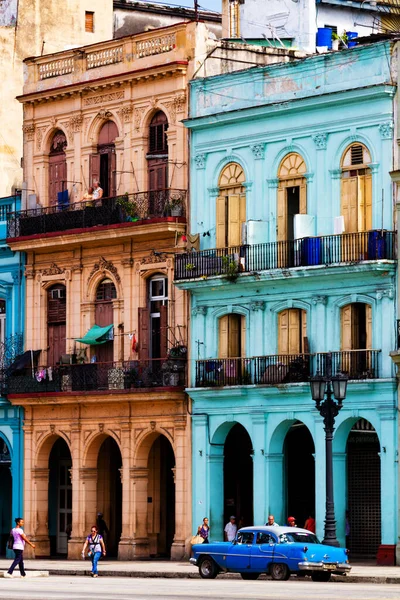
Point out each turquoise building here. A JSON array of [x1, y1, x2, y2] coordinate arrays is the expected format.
[[176, 41, 398, 563], [0, 193, 24, 557]]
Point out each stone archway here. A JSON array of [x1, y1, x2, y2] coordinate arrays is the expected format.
[[224, 423, 253, 529], [0, 436, 12, 556], [284, 421, 315, 528]]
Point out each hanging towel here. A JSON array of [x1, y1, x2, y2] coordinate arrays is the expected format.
[[186, 233, 200, 252]]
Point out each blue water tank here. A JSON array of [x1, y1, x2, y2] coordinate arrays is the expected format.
[[302, 237, 322, 266], [316, 27, 332, 49], [346, 31, 358, 48]]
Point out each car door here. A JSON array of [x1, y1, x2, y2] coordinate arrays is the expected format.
[[250, 532, 277, 572], [225, 531, 254, 571]]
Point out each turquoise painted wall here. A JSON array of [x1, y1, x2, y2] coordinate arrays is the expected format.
[[182, 42, 398, 550], [0, 194, 25, 557]]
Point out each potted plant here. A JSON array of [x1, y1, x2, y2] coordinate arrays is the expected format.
[[117, 193, 139, 221], [169, 195, 183, 217], [185, 263, 196, 272], [221, 255, 239, 282], [331, 32, 340, 51]]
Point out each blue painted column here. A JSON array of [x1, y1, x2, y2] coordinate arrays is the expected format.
[[314, 415, 326, 541], [209, 450, 224, 541], [379, 413, 397, 546], [267, 453, 284, 525], [192, 415, 208, 535], [333, 451, 347, 548], [251, 413, 267, 525]]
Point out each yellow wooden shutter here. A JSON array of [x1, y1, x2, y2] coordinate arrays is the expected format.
[[219, 315, 229, 358], [301, 310, 307, 353], [228, 194, 240, 247], [288, 309, 301, 354], [341, 178, 358, 232], [85, 11, 94, 33], [278, 310, 288, 355], [341, 304, 353, 350], [228, 314, 240, 357], [277, 187, 286, 241], [240, 315, 246, 357], [239, 194, 246, 244], [216, 196, 226, 248], [299, 183, 307, 214], [366, 304, 372, 349], [363, 174, 372, 231]]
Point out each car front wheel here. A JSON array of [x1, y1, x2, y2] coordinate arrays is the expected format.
[[270, 563, 290, 581], [241, 573, 260, 580], [311, 571, 332, 582], [199, 556, 219, 579]]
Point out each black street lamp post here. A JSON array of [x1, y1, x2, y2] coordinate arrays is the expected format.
[[310, 353, 348, 547]]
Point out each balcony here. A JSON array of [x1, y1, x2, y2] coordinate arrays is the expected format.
[[175, 231, 396, 281], [6, 358, 186, 395], [6, 189, 186, 240], [194, 350, 381, 388]]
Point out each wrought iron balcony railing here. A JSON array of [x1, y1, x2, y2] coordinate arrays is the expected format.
[[7, 189, 186, 239], [194, 350, 381, 388], [175, 230, 396, 281], [6, 358, 186, 395]]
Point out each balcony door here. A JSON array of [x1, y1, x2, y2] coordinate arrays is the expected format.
[[138, 276, 168, 361], [49, 130, 67, 206], [147, 111, 168, 214], [277, 153, 307, 242], [90, 121, 118, 198], [341, 303, 372, 376], [341, 144, 372, 233], [278, 309, 307, 355], [95, 279, 116, 363], [216, 163, 246, 249], [47, 284, 66, 365], [219, 314, 246, 359]]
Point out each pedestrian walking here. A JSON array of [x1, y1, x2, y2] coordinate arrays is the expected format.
[[224, 516, 237, 542], [266, 514, 279, 526], [197, 517, 210, 543], [82, 525, 106, 577], [4, 517, 35, 578]]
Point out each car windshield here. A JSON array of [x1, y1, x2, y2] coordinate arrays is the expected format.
[[279, 532, 320, 544]]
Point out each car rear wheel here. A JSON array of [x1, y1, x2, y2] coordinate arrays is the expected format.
[[270, 563, 290, 581], [241, 573, 260, 580], [311, 571, 332, 582], [199, 556, 219, 579]]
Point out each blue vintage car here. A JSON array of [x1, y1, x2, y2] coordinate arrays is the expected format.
[[190, 526, 351, 582]]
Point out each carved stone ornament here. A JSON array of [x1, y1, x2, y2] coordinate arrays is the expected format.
[[194, 154, 207, 169], [84, 91, 124, 106], [117, 105, 133, 124], [50, 132, 67, 154], [174, 93, 186, 113], [162, 100, 176, 125], [192, 305, 208, 316], [376, 288, 394, 300], [41, 262, 65, 276], [99, 423, 104, 433], [97, 109, 113, 120], [150, 421, 156, 431], [267, 178, 280, 189], [330, 169, 342, 180], [140, 250, 167, 264], [379, 122, 394, 140], [68, 114, 84, 133], [312, 133, 328, 150], [36, 126, 47, 151], [23, 124, 35, 141], [134, 106, 146, 133], [312, 295, 327, 305], [250, 300, 266, 311], [88, 256, 121, 284], [251, 144, 265, 160]]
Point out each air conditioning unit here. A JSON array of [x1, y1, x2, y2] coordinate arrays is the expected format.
[[50, 288, 66, 299]]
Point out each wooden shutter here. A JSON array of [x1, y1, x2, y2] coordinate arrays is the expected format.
[[341, 304, 353, 350], [241, 315, 246, 357], [299, 183, 307, 214], [110, 151, 117, 198], [228, 194, 240, 247], [89, 154, 101, 187], [228, 314, 240, 357], [341, 177, 358, 232], [219, 315, 229, 358], [360, 174, 373, 231], [159, 304, 168, 360], [288, 309, 301, 354], [138, 307, 150, 360], [216, 196, 227, 248], [277, 187, 286, 241], [48, 323, 66, 366], [301, 310, 307, 354], [366, 304, 372, 349], [85, 11, 94, 33], [239, 194, 246, 244], [278, 310, 289, 355]]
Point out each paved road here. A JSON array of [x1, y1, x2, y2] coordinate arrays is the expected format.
[[1, 576, 400, 600]]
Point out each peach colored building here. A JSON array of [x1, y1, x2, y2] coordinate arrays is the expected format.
[[7, 22, 205, 561]]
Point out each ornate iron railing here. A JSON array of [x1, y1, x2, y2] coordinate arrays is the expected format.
[[194, 350, 381, 387], [7, 189, 186, 239], [0, 333, 24, 392], [6, 358, 186, 395], [175, 230, 396, 280]]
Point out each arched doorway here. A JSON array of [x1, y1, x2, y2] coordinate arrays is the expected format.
[[346, 419, 381, 557], [97, 437, 122, 557], [277, 153, 307, 242], [216, 162, 246, 248], [284, 422, 315, 527], [95, 279, 116, 363], [224, 423, 253, 528], [147, 435, 175, 557], [91, 121, 118, 198], [0, 438, 12, 556], [147, 111, 169, 214], [49, 130, 67, 206], [48, 437, 72, 555], [47, 284, 66, 366]]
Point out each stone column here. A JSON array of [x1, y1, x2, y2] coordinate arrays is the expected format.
[[311, 295, 327, 354], [377, 411, 397, 565], [314, 415, 326, 542], [80, 468, 97, 537], [208, 451, 224, 541], [68, 421, 82, 559], [333, 451, 346, 547], [131, 467, 149, 557], [266, 453, 284, 525], [251, 413, 267, 525], [118, 423, 133, 560], [30, 468, 50, 557], [171, 417, 188, 560]]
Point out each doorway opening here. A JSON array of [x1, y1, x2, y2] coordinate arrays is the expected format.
[[286, 186, 299, 242], [48, 437, 72, 555], [0, 438, 12, 556], [284, 422, 315, 527], [47, 284, 66, 366], [97, 437, 122, 557], [224, 423, 253, 528]]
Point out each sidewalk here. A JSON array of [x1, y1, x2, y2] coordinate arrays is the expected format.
[[1, 559, 400, 583]]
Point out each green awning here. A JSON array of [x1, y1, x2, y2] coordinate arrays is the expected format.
[[75, 324, 113, 346]]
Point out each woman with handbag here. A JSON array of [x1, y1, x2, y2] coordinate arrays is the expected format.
[[197, 517, 210, 543], [4, 517, 36, 578], [81, 525, 106, 577]]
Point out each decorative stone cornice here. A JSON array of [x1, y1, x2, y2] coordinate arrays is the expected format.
[[88, 256, 121, 284], [312, 133, 328, 150], [250, 144, 265, 160], [140, 250, 167, 264], [267, 178, 279, 189], [41, 262, 65, 276], [250, 300, 265, 311], [376, 288, 394, 300], [194, 153, 207, 170], [68, 114, 84, 134], [192, 305, 208, 316], [23, 123, 35, 141], [79, 468, 97, 481], [134, 106, 147, 133], [117, 104, 133, 124], [312, 295, 327, 305], [330, 168, 342, 180], [130, 467, 149, 480], [208, 187, 220, 197], [84, 90, 124, 107], [379, 121, 394, 140]]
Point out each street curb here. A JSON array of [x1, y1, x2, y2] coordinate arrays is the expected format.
[[17, 569, 400, 584]]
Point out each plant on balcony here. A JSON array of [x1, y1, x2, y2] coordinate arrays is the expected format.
[[168, 344, 187, 359], [117, 193, 139, 221], [185, 263, 196, 272], [221, 255, 239, 282], [169, 194, 183, 216]]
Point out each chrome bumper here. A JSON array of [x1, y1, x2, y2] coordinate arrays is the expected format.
[[298, 561, 351, 573], [189, 558, 198, 566]]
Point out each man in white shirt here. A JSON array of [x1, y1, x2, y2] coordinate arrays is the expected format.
[[224, 516, 237, 542], [266, 514, 279, 527]]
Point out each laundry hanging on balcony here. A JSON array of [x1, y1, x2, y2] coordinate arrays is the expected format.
[[75, 324, 113, 345], [6, 349, 41, 374]]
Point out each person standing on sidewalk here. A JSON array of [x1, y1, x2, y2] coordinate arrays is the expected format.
[[4, 517, 36, 578], [82, 525, 106, 577]]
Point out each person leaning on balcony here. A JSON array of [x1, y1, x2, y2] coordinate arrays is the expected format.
[[92, 180, 103, 204], [81, 186, 94, 207]]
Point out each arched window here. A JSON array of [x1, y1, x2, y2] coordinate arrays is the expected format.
[[277, 153, 307, 242], [216, 163, 246, 248], [95, 278, 116, 363], [90, 120, 119, 198], [49, 130, 67, 206], [147, 111, 169, 194], [47, 284, 66, 365], [341, 143, 372, 233], [278, 308, 307, 355]]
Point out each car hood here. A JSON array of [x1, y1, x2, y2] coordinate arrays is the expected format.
[[192, 541, 232, 552]]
